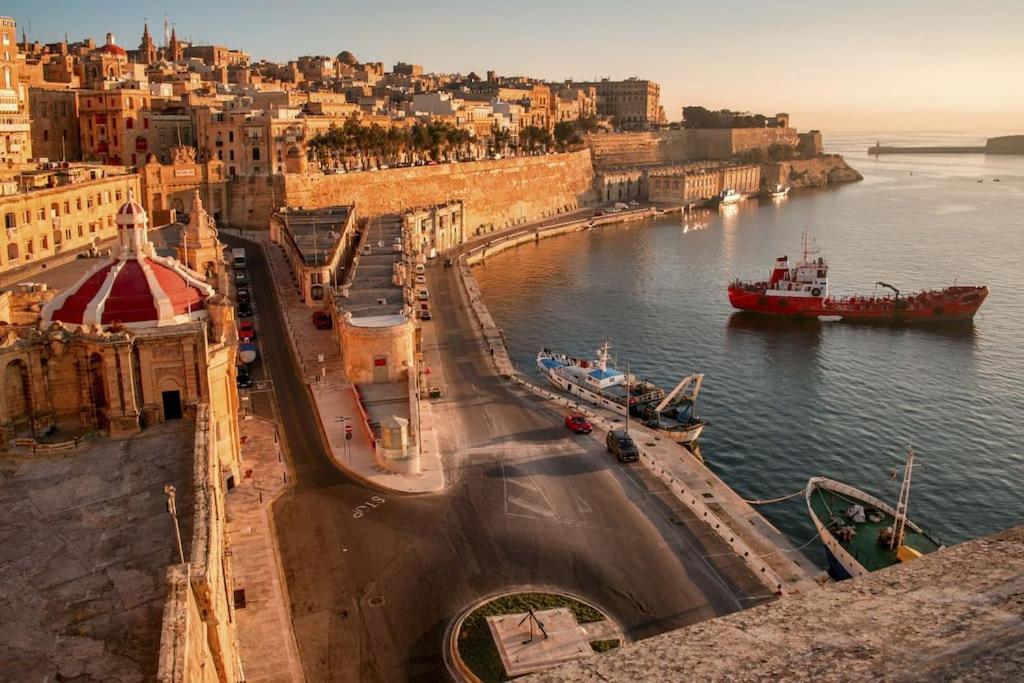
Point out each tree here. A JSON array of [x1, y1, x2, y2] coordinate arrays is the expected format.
[[554, 121, 576, 150]]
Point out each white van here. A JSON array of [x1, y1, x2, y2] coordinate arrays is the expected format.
[[418, 288, 429, 302], [415, 264, 425, 275]]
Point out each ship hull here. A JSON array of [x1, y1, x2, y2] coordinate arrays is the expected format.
[[653, 422, 704, 445], [728, 288, 825, 318]]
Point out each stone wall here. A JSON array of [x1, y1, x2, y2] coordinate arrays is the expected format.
[[225, 174, 286, 230], [282, 151, 596, 237], [156, 565, 221, 683], [585, 129, 801, 169], [531, 524, 1024, 682]]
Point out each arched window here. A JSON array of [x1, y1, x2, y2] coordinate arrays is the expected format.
[[252, 147, 260, 161]]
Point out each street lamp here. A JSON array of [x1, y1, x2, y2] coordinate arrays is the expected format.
[[164, 484, 185, 564], [335, 416, 352, 466]]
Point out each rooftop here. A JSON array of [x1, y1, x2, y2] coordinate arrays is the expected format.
[[0, 422, 196, 680], [277, 206, 351, 266], [531, 524, 1024, 682]]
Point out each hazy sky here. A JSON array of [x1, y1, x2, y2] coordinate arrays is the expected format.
[[8, 0, 1023, 132]]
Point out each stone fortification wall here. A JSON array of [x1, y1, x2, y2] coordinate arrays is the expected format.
[[763, 155, 863, 189], [283, 151, 596, 236], [531, 524, 1024, 682], [586, 128, 801, 169], [226, 175, 286, 230]]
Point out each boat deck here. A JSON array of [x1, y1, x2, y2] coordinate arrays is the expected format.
[[810, 487, 941, 572]]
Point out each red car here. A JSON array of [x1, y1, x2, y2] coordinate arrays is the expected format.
[[312, 310, 333, 330], [565, 413, 593, 434], [238, 321, 256, 341]]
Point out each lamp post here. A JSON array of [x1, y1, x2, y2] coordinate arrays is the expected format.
[[164, 484, 185, 564]]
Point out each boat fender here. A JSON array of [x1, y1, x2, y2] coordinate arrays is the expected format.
[[811, 287, 822, 297]]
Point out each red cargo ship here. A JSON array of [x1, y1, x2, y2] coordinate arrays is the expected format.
[[728, 235, 988, 324]]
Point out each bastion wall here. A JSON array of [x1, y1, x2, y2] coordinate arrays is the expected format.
[[281, 151, 597, 236], [585, 128, 802, 169]]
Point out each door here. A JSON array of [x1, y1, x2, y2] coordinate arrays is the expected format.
[[372, 356, 388, 383], [162, 390, 183, 420]]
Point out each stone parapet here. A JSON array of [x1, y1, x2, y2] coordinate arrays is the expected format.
[[529, 525, 1024, 681]]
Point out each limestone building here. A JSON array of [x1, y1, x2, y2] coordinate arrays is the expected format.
[[1, 16, 33, 166], [569, 77, 665, 128], [0, 167, 139, 276], [28, 85, 81, 161]]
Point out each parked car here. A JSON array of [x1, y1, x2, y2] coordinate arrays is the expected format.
[[565, 413, 593, 434], [236, 288, 251, 303], [312, 310, 333, 330], [238, 321, 256, 341], [606, 429, 639, 462], [237, 302, 253, 317], [418, 288, 429, 301], [443, 258, 453, 268], [420, 308, 432, 320], [236, 364, 253, 388], [415, 274, 426, 284], [234, 271, 248, 286]]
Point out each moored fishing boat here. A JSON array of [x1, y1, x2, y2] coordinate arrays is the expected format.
[[536, 342, 707, 443], [715, 188, 743, 206], [764, 183, 790, 199], [805, 449, 942, 580]]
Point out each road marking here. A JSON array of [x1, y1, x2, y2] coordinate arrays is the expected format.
[[352, 495, 386, 519]]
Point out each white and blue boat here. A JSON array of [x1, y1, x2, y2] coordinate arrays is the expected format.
[[537, 342, 707, 444]]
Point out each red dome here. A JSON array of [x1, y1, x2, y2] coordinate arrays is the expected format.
[[98, 43, 128, 57], [42, 194, 215, 329]]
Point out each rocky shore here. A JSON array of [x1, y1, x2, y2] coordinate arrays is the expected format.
[[765, 155, 863, 189]]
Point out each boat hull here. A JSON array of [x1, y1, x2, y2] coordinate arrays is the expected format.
[[654, 422, 704, 445], [728, 287, 825, 318], [538, 359, 629, 416]]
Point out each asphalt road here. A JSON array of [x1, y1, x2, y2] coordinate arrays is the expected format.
[[224, 234, 770, 682]]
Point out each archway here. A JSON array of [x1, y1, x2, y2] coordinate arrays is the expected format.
[[88, 352, 108, 428], [3, 359, 31, 424]]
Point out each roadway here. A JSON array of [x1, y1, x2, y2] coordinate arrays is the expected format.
[[225, 234, 771, 681]]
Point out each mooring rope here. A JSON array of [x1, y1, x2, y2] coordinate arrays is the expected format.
[[742, 488, 806, 505]]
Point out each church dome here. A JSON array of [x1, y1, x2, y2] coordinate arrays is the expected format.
[[42, 193, 214, 329], [337, 50, 358, 66], [98, 32, 128, 57]]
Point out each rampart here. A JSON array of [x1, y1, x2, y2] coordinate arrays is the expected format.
[[585, 128, 801, 169], [531, 524, 1024, 681], [282, 151, 596, 237], [157, 404, 243, 683], [763, 155, 863, 189]]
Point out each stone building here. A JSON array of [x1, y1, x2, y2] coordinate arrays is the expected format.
[[78, 86, 154, 166], [0, 167, 139, 276], [1, 193, 245, 682], [595, 169, 645, 203], [28, 86, 81, 161], [402, 200, 464, 255], [269, 204, 357, 304], [1, 16, 33, 167], [139, 148, 228, 226], [648, 163, 761, 204], [194, 105, 306, 177], [569, 77, 665, 128]]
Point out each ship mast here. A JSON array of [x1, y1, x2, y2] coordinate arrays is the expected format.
[[890, 447, 915, 550]]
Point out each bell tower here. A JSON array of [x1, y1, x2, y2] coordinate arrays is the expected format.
[[139, 22, 156, 65], [178, 190, 223, 283]]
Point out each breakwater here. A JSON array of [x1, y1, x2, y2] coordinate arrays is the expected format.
[[868, 134, 1024, 156]]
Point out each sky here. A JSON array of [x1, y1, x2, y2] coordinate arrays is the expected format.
[[8, 0, 1023, 133]]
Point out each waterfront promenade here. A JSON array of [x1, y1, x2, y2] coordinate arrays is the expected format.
[[452, 214, 822, 594]]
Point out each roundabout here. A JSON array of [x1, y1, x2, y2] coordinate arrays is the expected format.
[[445, 589, 624, 682]]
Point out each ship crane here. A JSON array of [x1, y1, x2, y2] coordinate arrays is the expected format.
[[652, 374, 704, 414], [876, 281, 901, 301]]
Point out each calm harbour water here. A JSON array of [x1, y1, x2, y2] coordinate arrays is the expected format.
[[475, 133, 1024, 559]]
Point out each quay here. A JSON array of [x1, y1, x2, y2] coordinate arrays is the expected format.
[[453, 211, 822, 595]]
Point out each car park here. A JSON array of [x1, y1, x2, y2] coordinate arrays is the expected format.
[[606, 429, 639, 462], [237, 302, 253, 317], [312, 310, 333, 330], [565, 413, 593, 434]]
